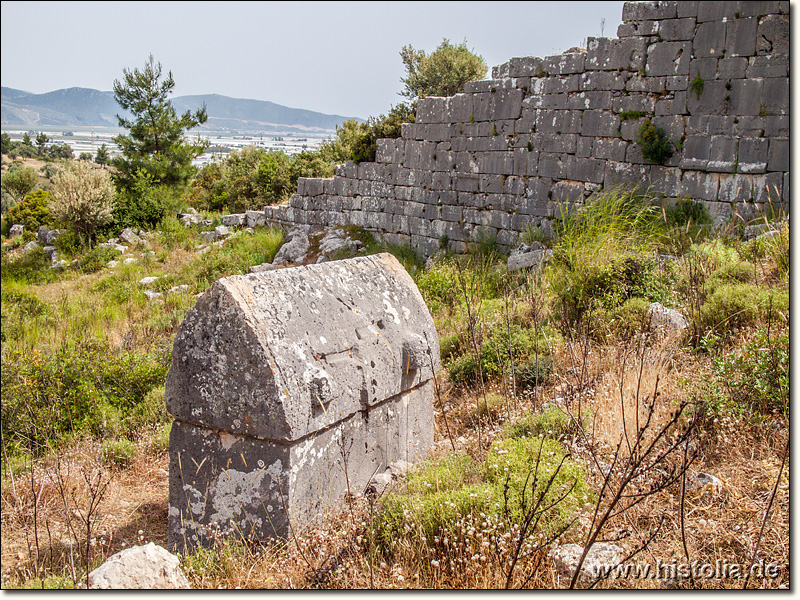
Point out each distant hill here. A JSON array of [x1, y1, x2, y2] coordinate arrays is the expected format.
[[1, 87, 360, 134]]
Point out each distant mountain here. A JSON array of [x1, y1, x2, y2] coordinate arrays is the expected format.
[[1, 87, 360, 134]]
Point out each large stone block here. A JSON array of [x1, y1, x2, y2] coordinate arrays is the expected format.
[[767, 138, 789, 172], [737, 137, 769, 173], [646, 41, 691, 76], [585, 37, 647, 71], [693, 20, 726, 57], [246, 210, 267, 228], [166, 254, 440, 550], [659, 17, 697, 40], [542, 52, 586, 75], [582, 111, 621, 137], [756, 14, 789, 55], [622, 0, 678, 20], [725, 17, 758, 57]]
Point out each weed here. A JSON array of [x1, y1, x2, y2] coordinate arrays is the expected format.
[[618, 110, 648, 122], [689, 74, 705, 100], [100, 439, 136, 469], [636, 119, 673, 164]]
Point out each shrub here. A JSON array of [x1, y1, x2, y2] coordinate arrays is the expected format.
[[548, 188, 669, 330], [447, 352, 480, 385], [416, 262, 461, 312], [710, 325, 789, 417], [5, 189, 53, 233], [376, 436, 589, 557], [503, 405, 581, 441], [699, 283, 788, 334], [475, 392, 506, 417], [101, 439, 137, 469], [50, 160, 115, 249], [71, 245, 120, 274], [0, 342, 169, 455], [1, 246, 58, 285], [112, 169, 169, 230], [636, 119, 673, 164], [513, 355, 553, 389], [439, 333, 463, 362]]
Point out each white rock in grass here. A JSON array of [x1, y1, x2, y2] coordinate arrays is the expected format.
[[139, 276, 161, 287], [648, 302, 689, 332], [87, 543, 190, 589]]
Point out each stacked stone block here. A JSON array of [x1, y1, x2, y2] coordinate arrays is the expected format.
[[264, 1, 789, 256]]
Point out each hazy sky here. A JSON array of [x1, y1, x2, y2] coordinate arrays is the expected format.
[[1, 1, 625, 119]]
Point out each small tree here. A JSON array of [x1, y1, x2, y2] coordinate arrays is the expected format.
[[1, 167, 38, 205], [1, 132, 11, 154], [35, 132, 49, 153], [94, 143, 109, 166], [400, 38, 487, 100], [112, 54, 208, 190], [50, 161, 115, 249]]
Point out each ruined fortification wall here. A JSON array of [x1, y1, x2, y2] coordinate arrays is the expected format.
[[264, 1, 789, 256]]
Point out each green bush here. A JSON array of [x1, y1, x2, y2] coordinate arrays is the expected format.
[[636, 119, 673, 164], [548, 188, 668, 330], [416, 261, 461, 312], [1, 246, 59, 285], [0, 342, 169, 455], [376, 436, 589, 555], [513, 355, 553, 389], [101, 439, 137, 469], [483, 436, 590, 528], [447, 352, 480, 385], [71, 245, 120, 274], [699, 283, 788, 334], [439, 333, 463, 362], [5, 190, 53, 233], [112, 170, 169, 230], [710, 325, 788, 417], [503, 405, 581, 441]]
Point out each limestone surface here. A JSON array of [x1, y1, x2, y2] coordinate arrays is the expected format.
[[166, 253, 439, 550], [87, 543, 190, 589]]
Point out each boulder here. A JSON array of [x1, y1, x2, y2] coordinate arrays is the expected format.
[[119, 228, 142, 246], [246, 210, 267, 228], [222, 213, 247, 228], [23, 241, 40, 253], [507, 242, 552, 271], [318, 228, 361, 259], [139, 276, 161, 287], [168, 285, 190, 295], [685, 472, 723, 498], [87, 543, 190, 589], [37, 226, 50, 244], [166, 253, 439, 551], [552, 542, 624, 581], [180, 213, 204, 227], [9, 224, 23, 237], [214, 225, 231, 238], [199, 231, 218, 243], [648, 302, 689, 332], [272, 226, 310, 266]]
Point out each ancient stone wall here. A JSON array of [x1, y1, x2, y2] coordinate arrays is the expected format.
[[262, 1, 789, 257]]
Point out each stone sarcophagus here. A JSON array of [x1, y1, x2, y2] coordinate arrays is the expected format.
[[165, 253, 439, 551]]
